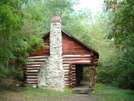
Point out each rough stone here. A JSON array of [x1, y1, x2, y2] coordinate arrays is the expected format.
[[38, 16, 64, 91]]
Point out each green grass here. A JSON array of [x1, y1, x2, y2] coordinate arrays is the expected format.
[[0, 86, 74, 101], [0, 83, 134, 101], [19, 87, 74, 100], [92, 83, 134, 101]]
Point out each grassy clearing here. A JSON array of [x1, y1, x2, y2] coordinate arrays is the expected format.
[[92, 83, 134, 101], [0, 83, 134, 101], [0, 86, 74, 101]]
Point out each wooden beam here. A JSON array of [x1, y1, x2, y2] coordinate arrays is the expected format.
[[90, 66, 97, 91]]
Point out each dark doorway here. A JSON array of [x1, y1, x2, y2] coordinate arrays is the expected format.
[[75, 65, 90, 86], [75, 65, 83, 86], [73, 65, 91, 94]]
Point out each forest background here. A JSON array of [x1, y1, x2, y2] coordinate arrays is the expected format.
[[0, 0, 134, 90]]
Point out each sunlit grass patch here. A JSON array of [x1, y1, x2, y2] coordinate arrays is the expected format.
[[92, 83, 134, 101]]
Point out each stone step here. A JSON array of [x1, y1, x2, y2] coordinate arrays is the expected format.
[[73, 88, 91, 94]]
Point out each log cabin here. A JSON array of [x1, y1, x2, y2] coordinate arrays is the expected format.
[[24, 16, 99, 91]]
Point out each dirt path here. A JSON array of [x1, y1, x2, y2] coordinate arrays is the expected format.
[[47, 94, 99, 101]]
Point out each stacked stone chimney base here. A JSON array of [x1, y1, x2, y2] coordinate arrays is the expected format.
[[37, 16, 64, 91]]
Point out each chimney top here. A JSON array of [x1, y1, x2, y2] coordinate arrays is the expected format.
[[50, 16, 62, 23]]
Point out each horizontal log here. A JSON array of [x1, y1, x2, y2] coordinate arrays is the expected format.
[[64, 74, 69, 76], [70, 79, 76, 81], [65, 76, 75, 79], [63, 66, 69, 68], [28, 56, 48, 59], [63, 70, 69, 72], [25, 81, 37, 83], [26, 75, 37, 77], [27, 59, 46, 62], [63, 64, 70, 66], [26, 63, 42, 65], [69, 71, 75, 74], [65, 82, 76, 85], [63, 58, 91, 61], [64, 81, 69, 83], [64, 75, 69, 77], [26, 77, 37, 79], [25, 71, 38, 73], [64, 68, 69, 70], [27, 62, 43, 64], [70, 77, 75, 79], [65, 79, 70, 81], [24, 65, 40, 68], [64, 72, 69, 75], [71, 65, 76, 67], [28, 60, 46, 62], [28, 58, 46, 60], [24, 68, 39, 70], [71, 68, 75, 70], [26, 82, 38, 84], [64, 61, 91, 64], [26, 73, 38, 76], [29, 54, 49, 56], [64, 62, 91, 65], [26, 80, 37, 82], [71, 74, 76, 76], [63, 55, 91, 58], [25, 69, 38, 72], [63, 60, 91, 63], [64, 60, 91, 62], [64, 73, 76, 76], [64, 76, 69, 78]]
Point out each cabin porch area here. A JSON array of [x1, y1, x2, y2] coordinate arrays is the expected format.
[[73, 83, 91, 94], [70, 65, 96, 94]]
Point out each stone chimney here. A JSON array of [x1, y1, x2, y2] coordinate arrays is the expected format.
[[38, 16, 64, 91], [50, 16, 62, 56]]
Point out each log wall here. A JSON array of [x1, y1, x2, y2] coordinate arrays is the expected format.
[[24, 31, 99, 87], [24, 54, 98, 87], [24, 55, 48, 84], [63, 54, 92, 87]]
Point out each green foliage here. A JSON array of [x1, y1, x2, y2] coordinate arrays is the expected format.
[[44, 0, 78, 16], [103, 0, 134, 90], [0, 65, 7, 74], [83, 67, 90, 81], [62, 8, 93, 40], [0, 65, 23, 81], [0, 0, 25, 73], [0, 0, 45, 81], [105, 0, 134, 46], [94, 83, 134, 101], [8, 67, 24, 80], [112, 39, 134, 90]]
